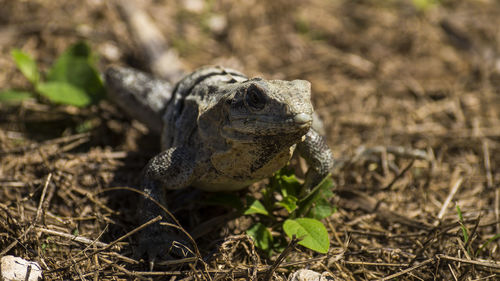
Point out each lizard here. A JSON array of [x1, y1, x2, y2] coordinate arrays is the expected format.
[[105, 65, 334, 262], [105, 0, 334, 264]]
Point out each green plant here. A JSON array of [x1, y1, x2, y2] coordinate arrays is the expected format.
[[411, 0, 441, 11], [456, 205, 469, 245], [455, 205, 500, 258], [244, 168, 335, 255], [476, 233, 500, 256], [0, 41, 105, 107]]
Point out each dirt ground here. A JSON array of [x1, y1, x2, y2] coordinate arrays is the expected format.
[[1, 0, 500, 280]]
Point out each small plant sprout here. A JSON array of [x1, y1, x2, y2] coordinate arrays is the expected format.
[[1, 41, 105, 107]]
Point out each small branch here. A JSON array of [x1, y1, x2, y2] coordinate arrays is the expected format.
[[379, 257, 435, 281], [35, 173, 52, 223], [382, 159, 415, 191], [482, 141, 493, 189], [0, 133, 90, 155], [99, 256, 149, 280], [99, 186, 203, 260], [437, 254, 500, 270], [344, 261, 408, 267], [484, 140, 500, 234], [105, 215, 162, 251], [1, 175, 53, 257], [263, 236, 301, 281], [464, 212, 481, 255], [48, 215, 162, 273], [437, 177, 463, 221], [35, 227, 109, 248], [113, 0, 185, 82]]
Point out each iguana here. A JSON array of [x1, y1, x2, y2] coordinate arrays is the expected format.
[[105, 0, 334, 265]]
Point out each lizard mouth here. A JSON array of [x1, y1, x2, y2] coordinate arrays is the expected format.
[[222, 113, 312, 140]]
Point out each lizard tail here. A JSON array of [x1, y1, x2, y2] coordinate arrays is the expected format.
[[105, 66, 173, 134]]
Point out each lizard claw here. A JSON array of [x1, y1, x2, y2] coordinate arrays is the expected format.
[[136, 224, 193, 269]]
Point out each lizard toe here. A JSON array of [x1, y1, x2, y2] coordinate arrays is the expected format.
[[136, 228, 193, 268]]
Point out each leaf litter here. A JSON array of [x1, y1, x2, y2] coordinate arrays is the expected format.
[[1, 0, 500, 280]]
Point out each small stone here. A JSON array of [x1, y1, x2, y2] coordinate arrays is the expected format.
[[99, 42, 122, 62], [183, 0, 204, 13], [0, 255, 42, 281], [288, 269, 335, 281], [207, 15, 227, 34]]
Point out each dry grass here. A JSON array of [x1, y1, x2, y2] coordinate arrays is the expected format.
[[1, 0, 500, 280]]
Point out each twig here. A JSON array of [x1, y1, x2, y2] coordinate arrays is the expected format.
[[123, 271, 184, 277], [156, 257, 198, 266], [357, 146, 429, 161], [112, 0, 185, 82], [344, 261, 408, 267], [336, 188, 432, 230], [382, 159, 415, 191], [263, 236, 301, 281], [35, 227, 109, 248], [437, 254, 500, 269], [59, 137, 90, 153], [98, 186, 203, 261], [496, 187, 500, 236], [99, 256, 149, 280], [0, 174, 53, 256], [348, 229, 427, 238], [484, 140, 500, 235], [35, 173, 52, 222], [379, 257, 435, 281], [48, 215, 162, 272], [448, 263, 458, 281], [437, 177, 464, 221], [483, 141, 493, 189], [0, 133, 90, 155], [464, 212, 481, 255], [104, 215, 162, 251]]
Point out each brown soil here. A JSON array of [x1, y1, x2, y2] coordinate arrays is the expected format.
[[1, 0, 500, 280]]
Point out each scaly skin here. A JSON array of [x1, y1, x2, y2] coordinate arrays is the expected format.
[[105, 65, 334, 262]]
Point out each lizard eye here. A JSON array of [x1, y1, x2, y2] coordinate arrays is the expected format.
[[245, 84, 266, 111]]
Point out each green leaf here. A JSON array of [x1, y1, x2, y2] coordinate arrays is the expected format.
[[272, 168, 302, 197], [281, 174, 302, 197], [307, 198, 334, 220], [283, 218, 330, 254], [277, 195, 298, 213], [59, 41, 94, 59], [412, 0, 440, 11], [36, 82, 92, 107], [11, 49, 40, 85], [244, 198, 269, 216], [296, 175, 334, 217], [75, 120, 95, 133], [0, 90, 34, 104], [456, 205, 469, 244], [247, 222, 273, 252], [47, 41, 105, 103], [456, 205, 464, 221], [476, 233, 500, 256]]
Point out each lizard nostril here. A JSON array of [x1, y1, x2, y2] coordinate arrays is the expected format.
[[293, 113, 312, 125]]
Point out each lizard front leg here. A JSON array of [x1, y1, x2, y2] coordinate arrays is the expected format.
[[297, 128, 334, 192], [137, 146, 196, 263]]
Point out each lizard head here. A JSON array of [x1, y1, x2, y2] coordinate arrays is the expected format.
[[220, 78, 313, 142]]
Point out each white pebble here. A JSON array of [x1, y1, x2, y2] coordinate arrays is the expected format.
[[0, 255, 42, 281], [288, 269, 336, 281]]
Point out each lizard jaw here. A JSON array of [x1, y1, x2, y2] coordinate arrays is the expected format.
[[226, 113, 312, 134]]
